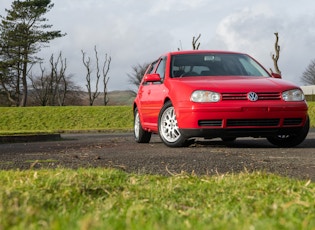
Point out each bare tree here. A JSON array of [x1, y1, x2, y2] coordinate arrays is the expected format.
[[29, 63, 50, 106], [102, 53, 111, 106], [178, 34, 201, 51], [82, 46, 111, 106], [29, 52, 77, 106], [50, 52, 67, 106], [82, 47, 100, 106], [270, 32, 281, 75], [301, 59, 315, 85], [127, 63, 149, 95], [192, 34, 201, 50]]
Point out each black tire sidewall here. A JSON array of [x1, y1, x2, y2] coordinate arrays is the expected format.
[[134, 108, 151, 143], [267, 115, 310, 147]]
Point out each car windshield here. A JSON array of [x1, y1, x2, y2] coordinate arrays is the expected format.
[[170, 53, 270, 78]]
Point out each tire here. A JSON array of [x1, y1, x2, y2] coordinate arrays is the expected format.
[[158, 101, 187, 147], [267, 115, 310, 147], [134, 108, 151, 143]]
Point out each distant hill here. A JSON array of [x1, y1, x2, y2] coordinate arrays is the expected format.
[[93, 90, 136, 106]]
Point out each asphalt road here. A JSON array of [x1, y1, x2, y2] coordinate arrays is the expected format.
[[0, 131, 314, 181]]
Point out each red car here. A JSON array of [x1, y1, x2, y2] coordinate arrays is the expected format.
[[133, 50, 309, 147]]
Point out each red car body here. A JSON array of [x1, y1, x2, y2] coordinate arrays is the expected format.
[[133, 50, 309, 147]]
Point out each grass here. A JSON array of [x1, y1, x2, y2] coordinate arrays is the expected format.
[[308, 101, 315, 127], [0, 106, 133, 134], [0, 105, 314, 229], [0, 168, 314, 230]]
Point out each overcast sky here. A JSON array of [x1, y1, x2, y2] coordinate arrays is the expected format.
[[1, 0, 315, 91]]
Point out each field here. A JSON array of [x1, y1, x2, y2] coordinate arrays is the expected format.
[[0, 106, 133, 135], [308, 102, 315, 126], [0, 103, 314, 229]]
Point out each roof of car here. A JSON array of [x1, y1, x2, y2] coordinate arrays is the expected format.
[[167, 50, 244, 56]]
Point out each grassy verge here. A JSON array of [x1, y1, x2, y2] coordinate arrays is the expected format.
[[0, 168, 314, 230], [308, 101, 315, 127], [0, 106, 133, 134]]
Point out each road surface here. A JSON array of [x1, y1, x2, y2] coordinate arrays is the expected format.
[[0, 131, 314, 181]]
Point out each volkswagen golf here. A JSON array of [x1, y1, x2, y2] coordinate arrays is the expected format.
[[133, 50, 309, 147]]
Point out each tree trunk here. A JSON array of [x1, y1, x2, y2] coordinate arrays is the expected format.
[[271, 33, 281, 75], [20, 51, 28, 107]]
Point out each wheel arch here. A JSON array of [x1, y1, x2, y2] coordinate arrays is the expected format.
[[133, 102, 138, 115], [163, 97, 172, 106]]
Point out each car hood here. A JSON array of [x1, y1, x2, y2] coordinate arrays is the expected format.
[[172, 76, 300, 92]]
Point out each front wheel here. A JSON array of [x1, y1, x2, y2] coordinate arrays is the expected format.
[[158, 101, 187, 147], [267, 116, 310, 147], [134, 108, 151, 143]]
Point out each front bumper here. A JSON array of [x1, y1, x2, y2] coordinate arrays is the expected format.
[[175, 101, 308, 138], [180, 126, 306, 139]]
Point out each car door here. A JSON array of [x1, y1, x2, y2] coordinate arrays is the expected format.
[[138, 60, 158, 126], [140, 57, 167, 130]]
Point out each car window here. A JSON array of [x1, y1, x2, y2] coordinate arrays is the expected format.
[[170, 53, 270, 77], [155, 57, 166, 80], [146, 60, 159, 74], [238, 56, 270, 77]]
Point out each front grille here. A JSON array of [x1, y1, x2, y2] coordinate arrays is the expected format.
[[198, 120, 222, 127], [227, 119, 280, 127], [199, 118, 303, 128], [283, 118, 303, 126], [222, 93, 247, 100], [222, 92, 281, 101]]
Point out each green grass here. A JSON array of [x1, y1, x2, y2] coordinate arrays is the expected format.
[[308, 101, 315, 128], [0, 105, 314, 229], [0, 106, 133, 134], [0, 103, 314, 135], [0, 168, 314, 230]]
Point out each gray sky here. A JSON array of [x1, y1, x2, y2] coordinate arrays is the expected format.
[[1, 0, 315, 91]]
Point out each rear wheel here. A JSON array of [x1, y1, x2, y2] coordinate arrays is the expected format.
[[134, 108, 151, 143], [158, 101, 187, 147], [267, 116, 310, 147]]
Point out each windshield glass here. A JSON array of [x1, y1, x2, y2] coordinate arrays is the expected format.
[[170, 53, 270, 78]]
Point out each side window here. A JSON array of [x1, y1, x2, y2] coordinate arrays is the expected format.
[[147, 60, 158, 74], [155, 57, 166, 80], [142, 60, 159, 86]]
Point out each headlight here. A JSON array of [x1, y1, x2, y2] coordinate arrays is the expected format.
[[191, 90, 221, 102], [282, 89, 305, 101]]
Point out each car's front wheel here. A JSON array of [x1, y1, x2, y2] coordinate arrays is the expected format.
[[267, 116, 310, 147], [134, 108, 151, 143], [158, 101, 187, 147]]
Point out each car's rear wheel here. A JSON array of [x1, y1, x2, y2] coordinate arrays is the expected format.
[[134, 108, 151, 143], [267, 116, 310, 147], [158, 101, 187, 147]]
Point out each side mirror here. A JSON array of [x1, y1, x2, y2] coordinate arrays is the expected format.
[[143, 73, 161, 83], [271, 73, 282, 79]]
